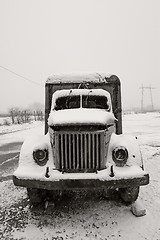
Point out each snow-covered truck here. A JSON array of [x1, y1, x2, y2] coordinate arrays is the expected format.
[[13, 73, 149, 204]]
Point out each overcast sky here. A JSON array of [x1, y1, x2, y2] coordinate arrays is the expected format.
[[0, 0, 159, 112]]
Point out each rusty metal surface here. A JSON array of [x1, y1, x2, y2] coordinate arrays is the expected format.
[[13, 173, 149, 191]]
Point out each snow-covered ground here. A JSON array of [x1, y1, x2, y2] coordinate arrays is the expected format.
[[0, 113, 160, 240], [0, 121, 44, 147]]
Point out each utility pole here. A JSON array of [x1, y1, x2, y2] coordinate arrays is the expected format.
[[140, 85, 144, 112], [140, 85, 155, 112], [149, 86, 154, 110]]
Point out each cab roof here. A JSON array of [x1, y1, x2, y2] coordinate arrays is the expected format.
[[46, 73, 115, 84]]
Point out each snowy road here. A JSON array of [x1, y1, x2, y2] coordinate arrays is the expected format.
[[0, 114, 160, 240], [0, 142, 22, 165], [0, 121, 44, 184]]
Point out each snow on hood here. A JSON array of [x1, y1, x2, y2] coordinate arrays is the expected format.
[[48, 108, 116, 126]]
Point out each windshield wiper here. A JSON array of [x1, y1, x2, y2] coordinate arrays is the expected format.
[[65, 90, 72, 109]]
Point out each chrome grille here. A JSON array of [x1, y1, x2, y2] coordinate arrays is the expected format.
[[55, 131, 106, 172]]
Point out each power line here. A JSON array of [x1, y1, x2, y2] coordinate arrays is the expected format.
[[0, 65, 43, 87]]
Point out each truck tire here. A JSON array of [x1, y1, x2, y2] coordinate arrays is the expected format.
[[27, 188, 47, 205], [119, 186, 139, 204], [101, 189, 118, 199], [47, 190, 63, 201]]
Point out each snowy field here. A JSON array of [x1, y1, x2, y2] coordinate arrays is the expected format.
[[0, 120, 44, 147], [0, 113, 160, 240]]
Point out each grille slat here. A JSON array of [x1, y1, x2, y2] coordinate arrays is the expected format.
[[65, 134, 68, 168], [73, 134, 76, 168], [88, 134, 91, 169], [84, 134, 87, 169], [96, 134, 99, 168], [81, 134, 83, 169], [68, 134, 71, 168], [55, 131, 105, 172], [92, 134, 95, 169], [60, 135, 63, 168], [77, 134, 80, 169]]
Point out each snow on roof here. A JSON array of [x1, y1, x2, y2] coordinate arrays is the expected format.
[[46, 73, 112, 84]]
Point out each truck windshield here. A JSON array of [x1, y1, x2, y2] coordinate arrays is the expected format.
[[82, 95, 109, 110], [55, 95, 109, 110], [55, 95, 80, 110]]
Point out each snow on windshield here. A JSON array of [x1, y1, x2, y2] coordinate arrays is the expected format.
[[52, 89, 112, 111]]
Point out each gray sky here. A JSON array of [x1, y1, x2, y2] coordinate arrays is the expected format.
[[0, 0, 159, 112]]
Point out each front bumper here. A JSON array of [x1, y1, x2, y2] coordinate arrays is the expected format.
[[13, 165, 149, 190]]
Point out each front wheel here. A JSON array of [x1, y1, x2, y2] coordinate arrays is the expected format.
[[27, 188, 47, 205], [119, 186, 140, 204]]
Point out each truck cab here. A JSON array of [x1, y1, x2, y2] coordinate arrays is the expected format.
[[13, 73, 149, 204]]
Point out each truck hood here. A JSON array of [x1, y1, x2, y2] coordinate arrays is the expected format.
[[48, 109, 116, 127]]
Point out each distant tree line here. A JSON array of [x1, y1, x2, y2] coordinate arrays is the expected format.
[[33, 111, 44, 121], [0, 102, 45, 125], [8, 107, 44, 124]]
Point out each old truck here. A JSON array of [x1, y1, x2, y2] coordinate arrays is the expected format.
[[13, 73, 149, 204]]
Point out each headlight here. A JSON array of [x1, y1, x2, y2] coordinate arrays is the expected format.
[[33, 149, 48, 166], [112, 146, 128, 167]]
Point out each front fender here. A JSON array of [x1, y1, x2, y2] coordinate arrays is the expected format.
[[107, 133, 143, 168], [18, 133, 54, 168]]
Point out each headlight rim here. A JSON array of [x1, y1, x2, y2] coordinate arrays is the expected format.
[[112, 146, 128, 167], [33, 149, 48, 166]]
